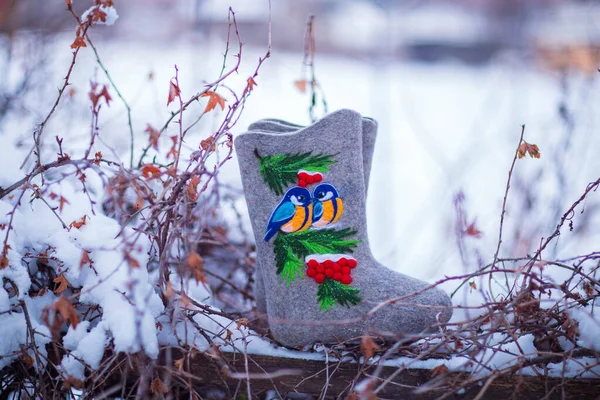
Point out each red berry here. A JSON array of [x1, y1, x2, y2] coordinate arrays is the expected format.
[[333, 263, 341, 272], [298, 179, 307, 188], [306, 175, 314, 184], [341, 275, 352, 285], [323, 260, 333, 268], [333, 272, 343, 281], [307, 259, 319, 268], [314, 174, 323, 183], [325, 269, 334, 278], [347, 259, 357, 268], [338, 258, 348, 266], [315, 273, 325, 284], [298, 172, 309, 181], [306, 268, 316, 278], [316, 264, 325, 273], [341, 266, 350, 275]]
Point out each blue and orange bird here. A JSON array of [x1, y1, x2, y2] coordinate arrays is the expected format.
[[312, 183, 344, 228], [264, 187, 313, 242]]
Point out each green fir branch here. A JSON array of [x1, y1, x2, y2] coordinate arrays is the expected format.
[[273, 228, 360, 277], [317, 279, 361, 311], [258, 152, 336, 195], [280, 248, 304, 285]]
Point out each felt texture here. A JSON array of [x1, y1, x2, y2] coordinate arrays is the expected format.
[[247, 118, 378, 318], [235, 109, 452, 347]]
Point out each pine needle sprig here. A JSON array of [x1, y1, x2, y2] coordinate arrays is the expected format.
[[258, 152, 336, 195], [317, 279, 361, 311]]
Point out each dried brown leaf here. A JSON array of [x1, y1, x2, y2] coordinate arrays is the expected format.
[[360, 336, 380, 364], [53, 274, 69, 294], [53, 296, 79, 329], [145, 124, 160, 150], [185, 250, 206, 282], [247, 77, 257, 92], [150, 377, 169, 394], [201, 91, 225, 112], [69, 215, 87, 229], [431, 364, 449, 377], [517, 141, 541, 159], [167, 80, 180, 106], [186, 175, 200, 202]]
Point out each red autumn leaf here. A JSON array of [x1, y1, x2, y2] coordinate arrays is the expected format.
[[70, 36, 86, 49], [69, 215, 87, 229], [465, 220, 482, 238], [166, 135, 178, 159], [53, 296, 79, 329], [247, 77, 257, 92], [200, 91, 225, 113], [59, 196, 70, 213], [360, 336, 380, 364], [469, 281, 477, 290], [80, 250, 93, 269], [517, 141, 541, 159], [186, 175, 200, 201], [167, 80, 180, 106], [294, 80, 307, 93], [94, 151, 102, 165], [88, 82, 99, 107], [141, 164, 161, 179], [145, 124, 160, 150], [53, 274, 69, 294], [99, 85, 112, 106]]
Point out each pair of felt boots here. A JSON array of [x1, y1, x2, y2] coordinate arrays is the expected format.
[[235, 109, 452, 347]]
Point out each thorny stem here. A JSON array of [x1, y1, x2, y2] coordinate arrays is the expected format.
[[20, 14, 91, 172], [489, 125, 525, 299], [84, 30, 136, 168], [301, 15, 327, 123]]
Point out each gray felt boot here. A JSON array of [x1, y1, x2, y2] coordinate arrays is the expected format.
[[235, 109, 452, 347], [247, 118, 378, 318]]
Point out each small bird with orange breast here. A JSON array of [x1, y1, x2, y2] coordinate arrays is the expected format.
[[264, 187, 313, 242], [311, 183, 344, 228]]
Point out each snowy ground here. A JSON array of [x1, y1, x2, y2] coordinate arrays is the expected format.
[[2, 2, 600, 386]]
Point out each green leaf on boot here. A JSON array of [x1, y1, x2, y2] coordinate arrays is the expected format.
[[317, 278, 361, 311], [258, 152, 336, 195]]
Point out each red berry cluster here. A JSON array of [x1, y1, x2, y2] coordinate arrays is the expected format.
[[297, 171, 323, 188], [306, 257, 357, 285]]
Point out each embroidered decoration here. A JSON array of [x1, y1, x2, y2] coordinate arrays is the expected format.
[[256, 150, 335, 196], [312, 183, 344, 228], [306, 255, 360, 311], [264, 187, 313, 242], [273, 228, 360, 285], [257, 149, 361, 311]]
